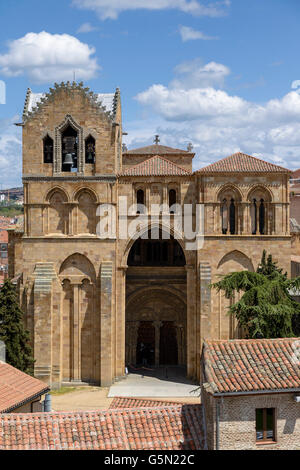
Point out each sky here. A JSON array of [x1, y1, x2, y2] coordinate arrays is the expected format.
[[1, 0, 300, 188]]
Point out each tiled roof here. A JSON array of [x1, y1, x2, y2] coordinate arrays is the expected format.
[[125, 144, 191, 155], [119, 155, 191, 177], [0, 230, 8, 244], [292, 169, 300, 179], [0, 405, 206, 450], [202, 338, 300, 395], [0, 362, 49, 413], [110, 398, 183, 409], [197, 152, 291, 174]]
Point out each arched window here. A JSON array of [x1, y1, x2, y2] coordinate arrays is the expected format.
[[169, 189, 177, 213], [259, 199, 265, 235], [43, 135, 53, 164], [62, 125, 78, 172], [85, 135, 95, 164], [221, 199, 228, 234], [248, 187, 271, 236], [136, 189, 145, 214], [251, 199, 257, 235], [229, 199, 236, 235]]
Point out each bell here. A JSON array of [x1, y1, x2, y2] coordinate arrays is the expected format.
[[86, 152, 94, 163], [63, 153, 73, 166]]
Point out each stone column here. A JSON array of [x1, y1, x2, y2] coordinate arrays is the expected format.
[[100, 262, 113, 386], [186, 265, 197, 378], [153, 321, 162, 366], [116, 266, 127, 379], [33, 288, 52, 385], [199, 262, 212, 378], [71, 282, 81, 382]]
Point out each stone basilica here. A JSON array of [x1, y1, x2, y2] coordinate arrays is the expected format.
[[9, 82, 291, 388]]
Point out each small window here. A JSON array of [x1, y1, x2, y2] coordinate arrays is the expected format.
[[43, 135, 53, 164], [0, 244, 7, 251], [256, 408, 276, 443], [85, 135, 95, 164]]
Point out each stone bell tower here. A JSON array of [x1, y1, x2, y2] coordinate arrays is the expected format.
[[10, 82, 122, 388]]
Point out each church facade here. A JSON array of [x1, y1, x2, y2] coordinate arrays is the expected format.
[[9, 82, 292, 388]]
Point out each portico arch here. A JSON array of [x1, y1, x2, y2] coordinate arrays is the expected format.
[[125, 228, 187, 370]]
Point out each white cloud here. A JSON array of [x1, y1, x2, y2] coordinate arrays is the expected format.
[[0, 32, 99, 84], [77, 22, 98, 33], [179, 25, 218, 41], [171, 59, 230, 89], [72, 0, 231, 20], [132, 60, 300, 170], [0, 117, 22, 188]]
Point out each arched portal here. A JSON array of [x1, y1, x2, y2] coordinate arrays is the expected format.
[[125, 229, 187, 369]]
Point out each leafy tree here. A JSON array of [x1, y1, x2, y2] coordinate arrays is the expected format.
[[0, 280, 34, 374], [211, 251, 300, 339]]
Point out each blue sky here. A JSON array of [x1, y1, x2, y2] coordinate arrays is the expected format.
[[0, 0, 300, 187]]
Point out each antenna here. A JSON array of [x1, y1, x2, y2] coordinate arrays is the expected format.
[[73, 71, 76, 82]]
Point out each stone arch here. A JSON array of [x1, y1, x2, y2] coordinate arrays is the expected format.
[[217, 183, 243, 203], [127, 285, 187, 307], [74, 188, 97, 235], [126, 287, 187, 367], [59, 253, 96, 383], [217, 250, 254, 273], [55, 114, 84, 175], [47, 188, 68, 235], [122, 221, 191, 266], [59, 253, 96, 282], [247, 185, 273, 235], [247, 184, 273, 202], [45, 186, 69, 203]]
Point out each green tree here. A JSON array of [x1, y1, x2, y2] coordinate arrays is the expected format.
[[0, 280, 34, 374], [211, 251, 300, 339]]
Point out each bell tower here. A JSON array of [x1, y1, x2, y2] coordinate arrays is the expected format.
[[13, 82, 122, 388]]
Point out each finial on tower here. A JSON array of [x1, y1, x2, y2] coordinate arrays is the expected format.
[[154, 135, 160, 145], [187, 142, 193, 152]]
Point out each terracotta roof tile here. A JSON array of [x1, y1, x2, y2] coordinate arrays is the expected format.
[[110, 398, 183, 409], [203, 338, 300, 395], [125, 144, 191, 155], [0, 231, 8, 244], [197, 152, 291, 174], [0, 405, 205, 450], [0, 362, 49, 413], [119, 155, 191, 177]]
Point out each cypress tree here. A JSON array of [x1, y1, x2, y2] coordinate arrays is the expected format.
[[0, 280, 34, 374], [211, 251, 300, 339]]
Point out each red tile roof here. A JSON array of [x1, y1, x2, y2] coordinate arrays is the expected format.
[[0, 362, 49, 413], [202, 338, 300, 395], [197, 152, 291, 174], [120, 155, 191, 177], [0, 230, 8, 244], [292, 169, 300, 179], [110, 398, 184, 409], [0, 405, 205, 450], [125, 144, 192, 155]]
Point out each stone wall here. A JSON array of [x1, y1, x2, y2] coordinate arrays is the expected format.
[[202, 390, 300, 450]]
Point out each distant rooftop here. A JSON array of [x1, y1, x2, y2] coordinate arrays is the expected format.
[[125, 144, 193, 155], [197, 152, 291, 174]]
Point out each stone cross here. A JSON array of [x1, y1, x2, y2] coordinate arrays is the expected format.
[[154, 135, 160, 145]]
